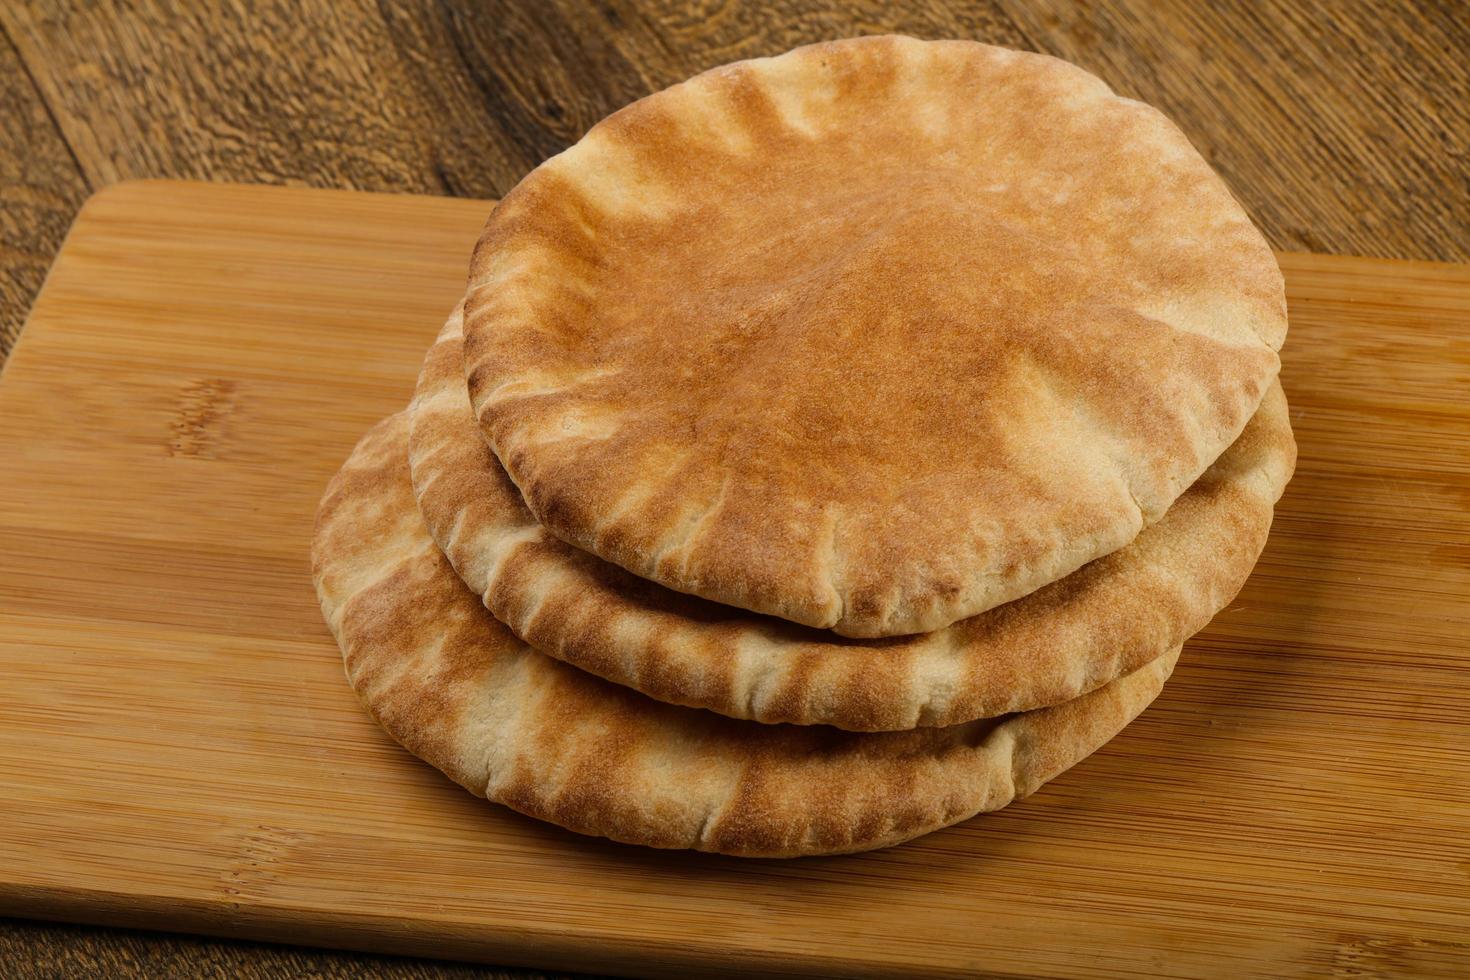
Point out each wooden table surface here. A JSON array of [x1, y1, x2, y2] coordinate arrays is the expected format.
[[1, 2, 1466, 978]]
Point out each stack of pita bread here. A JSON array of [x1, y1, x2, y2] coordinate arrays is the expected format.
[[313, 36, 1293, 858]]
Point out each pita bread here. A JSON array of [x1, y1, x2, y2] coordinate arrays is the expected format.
[[315, 413, 1177, 857], [462, 35, 1287, 638], [410, 307, 1292, 731]]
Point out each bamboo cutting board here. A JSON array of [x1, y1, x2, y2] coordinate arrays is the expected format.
[[1, 180, 1467, 979]]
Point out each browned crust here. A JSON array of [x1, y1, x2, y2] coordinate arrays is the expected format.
[[462, 36, 1287, 638], [314, 413, 1178, 857], [411, 307, 1293, 731]]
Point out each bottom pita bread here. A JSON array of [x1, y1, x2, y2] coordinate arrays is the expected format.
[[314, 413, 1178, 857]]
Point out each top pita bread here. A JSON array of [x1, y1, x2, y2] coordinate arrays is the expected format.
[[414, 306, 1293, 731], [463, 36, 1286, 638], [315, 413, 1176, 857]]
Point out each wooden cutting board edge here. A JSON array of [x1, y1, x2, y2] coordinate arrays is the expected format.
[[7, 880, 769, 980]]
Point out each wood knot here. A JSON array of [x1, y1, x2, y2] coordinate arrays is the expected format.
[[168, 378, 239, 458]]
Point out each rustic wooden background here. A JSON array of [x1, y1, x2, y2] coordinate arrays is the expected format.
[[1, 1, 1466, 977]]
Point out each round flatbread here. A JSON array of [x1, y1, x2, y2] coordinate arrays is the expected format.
[[411, 307, 1292, 731], [315, 413, 1177, 857], [462, 36, 1287, 638]]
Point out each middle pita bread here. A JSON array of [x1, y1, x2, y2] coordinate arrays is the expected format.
[[410, 307, 1293, 732]]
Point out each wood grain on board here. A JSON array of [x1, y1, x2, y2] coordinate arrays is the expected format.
[[0, 181, 1466, 979]]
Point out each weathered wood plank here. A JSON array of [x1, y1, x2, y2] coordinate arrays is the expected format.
[[997, 0, 1470, 260], [1, 2, 454, 193], [0, 25, 87, 361]]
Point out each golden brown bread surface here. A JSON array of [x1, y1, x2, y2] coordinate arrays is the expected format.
[[315, 413, 1177, 857], [462, 35, 1287, 638], [411, 306, 1293, 730]]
